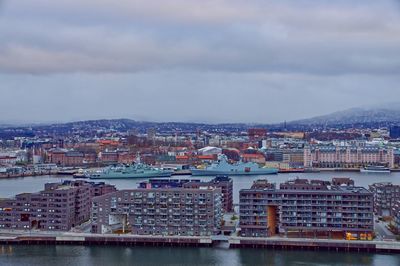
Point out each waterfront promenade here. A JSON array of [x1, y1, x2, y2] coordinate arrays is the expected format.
[[1, 230, 400, 253]]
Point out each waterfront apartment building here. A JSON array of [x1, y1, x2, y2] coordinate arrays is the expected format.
[[239, 178, 374, 240], [183, 176, 233, 213], [304, 146, 394, 168], [0, 180, 116, 231], [392, 200, 400, 233], [138, 176, 233, 213], [369, 182, 400, 217], [91, 186, 223, 236]]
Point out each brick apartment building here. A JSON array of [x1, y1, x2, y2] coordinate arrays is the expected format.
[[239, 178, 374, 240], [91, 186, 223, 236], [138, 176, 233, 213], [369, 182, 400, 217], [0, 180, 116, 231], [48, 149, 85, 166], [392, 200, 400, 233]]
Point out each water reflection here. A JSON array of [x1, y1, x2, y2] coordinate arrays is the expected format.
[[0, 246, 399, 266]]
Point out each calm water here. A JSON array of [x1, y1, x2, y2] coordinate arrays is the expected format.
[[0, 245, 400, 266], [0, 171, 399, 202], [0, 172, 400, 265]]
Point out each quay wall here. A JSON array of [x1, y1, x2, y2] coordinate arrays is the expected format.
[[0, 235, 213, 247], [229, 237, 400, 253], [1, 234, 400, 253]]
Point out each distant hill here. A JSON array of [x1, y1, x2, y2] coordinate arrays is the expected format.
[[291, 105, 400, 126], [2, 103, 400, 137]]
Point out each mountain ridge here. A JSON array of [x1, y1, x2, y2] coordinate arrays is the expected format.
[[290, 105, 400, 126]]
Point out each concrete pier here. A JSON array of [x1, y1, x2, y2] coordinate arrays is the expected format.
[[1, 231, 400, 253], [0, 233, 213, 247], [229, 237, 400, 253]]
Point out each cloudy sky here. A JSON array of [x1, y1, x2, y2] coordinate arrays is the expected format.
[[0, 0, 400, 124]]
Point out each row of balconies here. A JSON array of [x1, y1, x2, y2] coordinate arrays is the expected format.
[[239, 199, 372, 205], [239, 205, 372, 212]]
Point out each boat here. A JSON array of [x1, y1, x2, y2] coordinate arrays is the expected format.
[[360, 165, 391, 174], [191, 154, 278, 176], [57, 167, 78, 175], [278, 168, 305, 173], [73, 169, 88, 179], [88, 157, 173, 179]]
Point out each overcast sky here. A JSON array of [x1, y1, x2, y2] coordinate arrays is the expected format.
[[0, 0, 400, 124]]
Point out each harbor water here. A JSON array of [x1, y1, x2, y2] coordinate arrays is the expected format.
[[0, 172, 400, 265], [0, 171, 399, 202], [0, 245, 400, 266]]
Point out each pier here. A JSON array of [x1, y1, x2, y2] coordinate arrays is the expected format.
[[229, 237, 400, 253], [1, 231, 400, 253], [0, 233, 213, 247]]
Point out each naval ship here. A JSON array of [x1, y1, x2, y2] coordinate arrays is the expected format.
[[191, 154, 278, 176], [89, 157, 173, 179]]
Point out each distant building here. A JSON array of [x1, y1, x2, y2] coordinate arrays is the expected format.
[[91, 186, 223, 236], [390, 126, 400, 139], [241, 153, 266, 164], [369, 182, 400, 217], [100, 151, 119, 164], [198, 146, 222, 156], [264, 149, 284, 162], [0, 180, 116, 231], [248, 128, 267, 141], [239, 178, 373, 240], [222, 148, 240, 161], [282, 149, 304, 168], [99, 150, 135, 165], [304, 146, 394, 169], [48, 149, 85, 166], [0, 155, 17, 166], [147, 128, 156, 140]]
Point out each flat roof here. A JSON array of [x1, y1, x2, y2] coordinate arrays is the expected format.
[[240, 186, 372, 194]]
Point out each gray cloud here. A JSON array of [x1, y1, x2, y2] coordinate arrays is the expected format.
[[1, 0, 400, 75], [1, 71, 399, 123], [0, 0, 399, 123]]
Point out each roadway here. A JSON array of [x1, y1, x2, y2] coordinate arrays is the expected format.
[[374, 219, 396, 240]]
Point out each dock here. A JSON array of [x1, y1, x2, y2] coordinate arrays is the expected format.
[[229, 237, 400, 253], [1, 231, 400, 253], [0, 233, 213, 247]]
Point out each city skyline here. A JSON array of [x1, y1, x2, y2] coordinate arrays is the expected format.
[[1, 0, 400, 123], [2, 1, 400, 264]]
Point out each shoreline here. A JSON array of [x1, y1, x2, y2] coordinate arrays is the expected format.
[[1, 231, 400, 254], [1, 167, 400, 179], [0, 171, 58, 179]]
